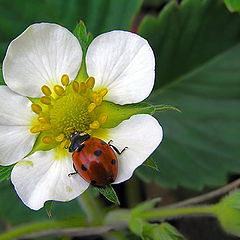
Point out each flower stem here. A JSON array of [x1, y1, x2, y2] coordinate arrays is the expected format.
[[78, 189, 104, 225], [138, 205, 217, 220], [0, 220, 80, 240]]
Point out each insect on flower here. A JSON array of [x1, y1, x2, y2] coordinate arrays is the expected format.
[[0, 23, 163, 210], [68, 132, 127, 187]]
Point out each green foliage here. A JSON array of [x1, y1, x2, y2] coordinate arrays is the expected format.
[[137, 0, 240, 189], [99, 101, 178, 129], [215, 190, 240, 237], [95, 185, 120, 205], [0, 165, 14, 182], [0, 0, 142, 62], [224, 0, 240, 12], [143, 0, 169, 7], [0, 181, 85, 226], [0, 69, 4, 85], [143, 158, 159, 172], [130, 217, 185, 240], [132, 198, 161, 215], [73, 21, 93, 57]]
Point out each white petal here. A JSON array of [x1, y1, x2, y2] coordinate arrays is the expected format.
[[3, 23, 82, 97], [103, 114, 163, 184], [0, 86, 36, 165], [0, 86, 33, 125], [11, 150, 89, 210], [86, 31, 155, 105], [0, 126, 36, 165]]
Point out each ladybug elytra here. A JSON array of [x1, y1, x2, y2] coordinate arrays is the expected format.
[[68, 132, 127, 187]]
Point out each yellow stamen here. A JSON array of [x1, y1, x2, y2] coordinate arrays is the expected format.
[[86, 77, 95, 89], [42, 136, 53, 144], [41, 85, 52, 96], [95, 96, 103, 106], [40, 96, 51, 105], [37, 116, 48, 123], [60, 139, 68, 149], [90, 120, 100, 129], [85, 129, 92, 135], [61, 74, 69, 86], [30, 126, 41, 133], [31, 104, 42, 114], [99, 88, 108, 97], [40, 123, 52, 131], [56, 133, 65, 142], [79, 82, 86, 94], [72, 80, 79, 93], [89, 91, 97, 102], [88, 103, 96, 113], [99, 113, 108, 124], [54, 85, 65, 96], [66, 126, 76, 132]]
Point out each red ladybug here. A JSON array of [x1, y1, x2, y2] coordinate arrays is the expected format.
[[68, 132, 127, 187]]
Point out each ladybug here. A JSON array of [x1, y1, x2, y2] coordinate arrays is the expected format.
[[68, 132, 127, 187]]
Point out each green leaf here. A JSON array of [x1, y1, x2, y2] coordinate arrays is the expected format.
[[44, 201, 54, 217], [73, 21, 93, 57], [0, 0, 142, 62], [129, 217, 145, 239], [132, 198, 161, 215], [0, 165, 14, 182], [137, 0, 240, 189], [0, 68, 5, 85], [153, 222, 185, 240], [98, 101, 177, 129], [0, 180, 86, 226], [143, 0, 169, 7], [143, 158, 160, 172], [224, 0, 240, 12], [94, 185, 120, 205], [130, 218, 185, 240]]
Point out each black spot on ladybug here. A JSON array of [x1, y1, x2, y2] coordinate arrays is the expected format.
[[77, 144, 85, 152], [111, 159, 116, 165], [81, 164, 88, 171], [91, 180, 96, 185], [100, 141, 106, 145], [94, 150, 102, 156]]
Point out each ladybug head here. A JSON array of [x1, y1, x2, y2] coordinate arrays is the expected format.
[[69, 132, 90, 152]]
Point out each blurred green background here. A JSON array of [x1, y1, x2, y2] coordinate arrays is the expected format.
[[1, 0, 240, 239]]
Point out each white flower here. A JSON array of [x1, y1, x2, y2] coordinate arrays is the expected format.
[[1, 23, 163, 210]]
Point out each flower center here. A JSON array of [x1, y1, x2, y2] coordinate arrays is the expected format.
[[30, 75, 108, 149]]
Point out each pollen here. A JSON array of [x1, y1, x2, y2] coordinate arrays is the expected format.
[[99, 88, 108, 97], [42, 136, 53, 144], [90, 120, 100, 129], [37, 116, 48, 123], [79, 82, 86, 94], [86, 77, 95, 89], [60, 139, 68, 149], [95, 96, 102, 106], [31, 104, 42, 114], [72, 80, 79, 93], [54, 85, 65, 96], [99, 113, 108, 124], [30, 74, 109, 150], [40, 123, 52, 131], [61, 74, 69, 86], [56, 133, 65, 142], [40, 96, 51, 105], [30, 125, 41, 133], [88, 103, 96, 113], [41, 85, 52, 96]]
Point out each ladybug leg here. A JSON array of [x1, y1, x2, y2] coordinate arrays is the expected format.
[[68, 164, 78, 177], [108, 140, 128, 155]]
